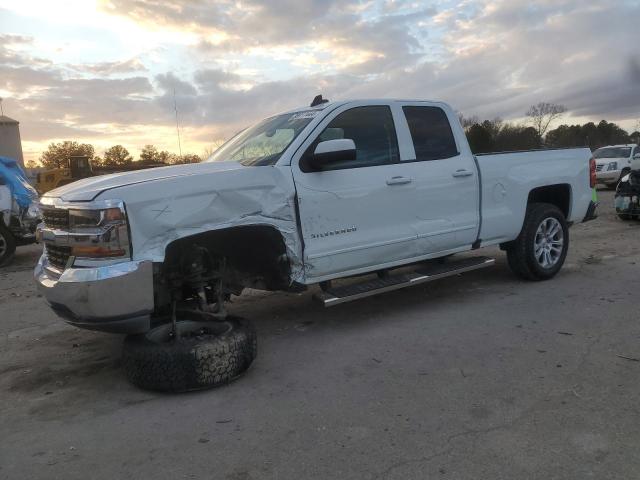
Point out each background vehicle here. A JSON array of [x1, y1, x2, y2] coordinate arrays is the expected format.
[[34, 98, 597, 391], [0, 156, 40, 266], [594, 144, 640, 188], [615, 170, 640, 220]]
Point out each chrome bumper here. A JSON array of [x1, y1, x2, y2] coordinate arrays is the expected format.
[[596, 170, 620, 183], [34, 255, 154, 334]]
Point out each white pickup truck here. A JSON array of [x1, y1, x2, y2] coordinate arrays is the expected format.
[[35, 98, 597, 391]]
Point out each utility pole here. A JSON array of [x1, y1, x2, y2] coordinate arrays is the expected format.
[[0, 97, 4, 116], [173, 88, 182, 157]]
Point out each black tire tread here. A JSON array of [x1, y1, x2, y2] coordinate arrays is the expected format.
[[122, 316, 257, 392], [0, 223, 17, 267], [506, 202, 568, 281]]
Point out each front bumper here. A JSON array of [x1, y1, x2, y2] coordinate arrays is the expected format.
[[34, 255, 154, 334], [596, 170, 620, 184]]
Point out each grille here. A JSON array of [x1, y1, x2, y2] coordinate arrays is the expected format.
[[42, 208, 69, 230], [46, 244, 72, 269], [595, 164, 604, 172]]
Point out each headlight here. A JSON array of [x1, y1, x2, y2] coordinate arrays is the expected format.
[[68, 203, 131, 261], [68, 207, 124, 228], [26, 203, 41, 218], [607, 161, 618, 171]]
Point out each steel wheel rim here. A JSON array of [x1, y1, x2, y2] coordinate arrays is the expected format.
[[534, 217, 563, 268], [0, 232, 6, 258]]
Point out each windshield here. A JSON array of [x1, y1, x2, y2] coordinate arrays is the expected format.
[[594, 147, 631, 159], [206, 111, 319, 166]]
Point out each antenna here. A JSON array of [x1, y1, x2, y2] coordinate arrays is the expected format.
[[173, 88, 182, 157]]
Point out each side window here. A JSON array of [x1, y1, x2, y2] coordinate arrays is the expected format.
[[301, 106, 399, 171], [634, 146, 640, 157], [403, 106, 458, 161]]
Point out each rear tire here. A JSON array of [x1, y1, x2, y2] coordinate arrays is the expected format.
[[0, 223, 16, 267], [122, 314, 257, 392], [506, 203, 569, 281], [618, 213, 633, 221]]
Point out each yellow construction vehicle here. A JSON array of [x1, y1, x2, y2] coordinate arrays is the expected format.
[[35, 156, 93, 194]]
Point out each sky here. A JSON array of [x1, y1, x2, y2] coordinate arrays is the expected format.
[[1, 0, 639, 164]]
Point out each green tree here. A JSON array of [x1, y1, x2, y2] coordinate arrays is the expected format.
[[25, 159, 38, 169], [495, 125, 541, 151], [139, 145, 174, 164], [171, 153, 202, 165], [139, 144, 159, 164], [103, 145, 133, 166], [546, 120, 630, 150], [39, 141, 94, 169], [466, 124, 494, 153]]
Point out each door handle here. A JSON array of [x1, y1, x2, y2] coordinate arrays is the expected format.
[[452, 169, 473, 178], [386, 176, 412, 186]]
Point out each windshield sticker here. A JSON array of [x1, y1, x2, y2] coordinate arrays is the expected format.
[[289, 110, 319, 121]]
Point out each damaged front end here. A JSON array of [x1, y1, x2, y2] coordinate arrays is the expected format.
[[615, 170, 640, 218]]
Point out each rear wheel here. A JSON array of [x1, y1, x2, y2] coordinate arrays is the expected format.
[[506, 203, 569, 281], [0, 223, 16, 267]]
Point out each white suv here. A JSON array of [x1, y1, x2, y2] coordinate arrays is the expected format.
[[594, 144, 640, 188]]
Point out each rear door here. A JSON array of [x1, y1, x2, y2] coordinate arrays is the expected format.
[[391, 102, 480, 251], [291, 102, 421, 281]]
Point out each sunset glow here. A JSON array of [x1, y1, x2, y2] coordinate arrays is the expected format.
[[1, 0, 638, 163]]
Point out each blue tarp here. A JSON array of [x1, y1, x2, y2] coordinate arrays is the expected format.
[[0, 156, 38, 209]]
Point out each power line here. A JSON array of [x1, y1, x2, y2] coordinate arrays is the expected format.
[[173, 88, 182, 157]]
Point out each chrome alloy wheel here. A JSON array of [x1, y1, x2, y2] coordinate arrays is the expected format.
[[534, 217, 563, 268]]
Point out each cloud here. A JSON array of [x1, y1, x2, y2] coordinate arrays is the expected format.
[[67, 58, 147, 75], [2, 0, 640, 163]]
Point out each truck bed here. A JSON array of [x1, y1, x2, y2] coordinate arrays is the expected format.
[[476, 147, 593, 245]]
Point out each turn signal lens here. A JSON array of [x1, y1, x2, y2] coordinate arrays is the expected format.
[[103, 208, 124, 222]]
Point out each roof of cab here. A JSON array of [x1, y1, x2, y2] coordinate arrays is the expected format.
[[282, 98, 446, 115]]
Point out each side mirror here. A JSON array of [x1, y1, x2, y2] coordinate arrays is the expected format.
[[309, 139, 356, 170]]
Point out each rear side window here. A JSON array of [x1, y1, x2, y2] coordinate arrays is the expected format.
[[402, 106, 458, 161], [301, 106, 399, 171]]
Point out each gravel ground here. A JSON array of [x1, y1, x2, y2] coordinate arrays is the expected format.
[[1, 189, 640, 480]]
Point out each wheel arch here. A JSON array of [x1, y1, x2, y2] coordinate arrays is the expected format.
[[162, 224, 293, 291], [526, 184, 572, 219]]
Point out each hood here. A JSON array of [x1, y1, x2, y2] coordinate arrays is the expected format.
[[44, 161, 246, 202]]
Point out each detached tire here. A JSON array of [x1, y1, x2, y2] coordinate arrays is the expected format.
[[506, 203, 569, 281], [0, 223, 16, 267], [122, 315, 257, 392]]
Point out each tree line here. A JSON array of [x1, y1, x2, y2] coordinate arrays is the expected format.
[[462, 102, 640, 154], [33, 142, 205, 169], [28, 102, 640, 169]]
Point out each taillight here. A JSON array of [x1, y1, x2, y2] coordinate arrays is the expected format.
[[589, 157, 596, 188]]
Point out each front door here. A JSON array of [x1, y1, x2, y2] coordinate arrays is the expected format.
[[291, 103, 420, 281]]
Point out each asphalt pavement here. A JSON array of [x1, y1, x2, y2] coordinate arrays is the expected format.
[[1, 189, 639, 480]]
